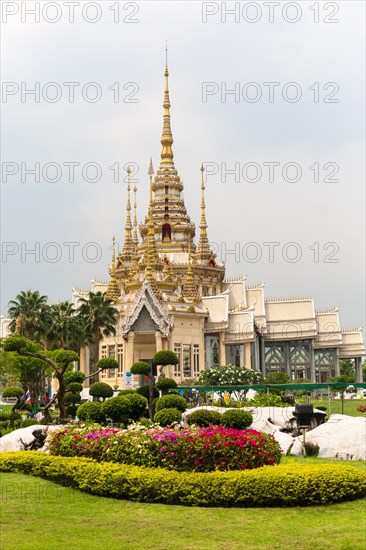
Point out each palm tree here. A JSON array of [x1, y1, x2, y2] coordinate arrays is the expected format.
[[77, 292, 118, 383], [8, 290, 49, 342], [46, 301, 78, 350]]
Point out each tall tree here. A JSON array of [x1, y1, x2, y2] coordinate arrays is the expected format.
[[77, 292, 118, 382], [8, 290, 49, 342], [45, 301, 82, 350]]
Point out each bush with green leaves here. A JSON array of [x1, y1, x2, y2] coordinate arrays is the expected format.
[[118, 389, 136, 395], [64, 392, 81, 405], [247, 393, 286, 407], [136, 386, 159, 401], [2, 452, 366, 507], [188, 409, 222, 427], [64, 371, 86, 385], [101, 396, 132, 424], [89, 382, 114, 401], [153, 350, 179, 367], [155, 378, 178, 395], [122, 393, 148, 421], [155, 394, 187, 413], [2, 386, 24, 401], [21, 418, 39, 428], [221, 410, 253, 430], [66, 382, 83, 394], [154, 408, 182, 426], [76, 401, 105, 423], [130, 361, 151, 375]]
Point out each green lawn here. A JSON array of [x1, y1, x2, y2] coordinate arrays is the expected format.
[[1, 458, 366, 550], [304, 398, 366, 417]]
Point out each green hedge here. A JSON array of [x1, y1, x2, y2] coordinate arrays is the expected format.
[[1, 452, 365, 508]]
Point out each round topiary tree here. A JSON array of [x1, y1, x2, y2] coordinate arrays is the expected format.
[[155, 377, 178, 396], [21, 418, 39, 428], [155, 394, 187, 413], [153, 350, 179, 379], [136, 386, 159, 400], [118, 389, 136, 395], [64, 371, 86, 385], [76, 401, 105, 423], [101, 396, 132, 425], [188, 409, 222, 427], [64, 392, 81, 406], [65, 382, 83, 394], [221, 409, 253, 430], [122, 392, 148, 422], [2, 386, 25, 411], [89, 382, 114, 401], [131, 361, 155, 420], [154, 408, 182, 427]]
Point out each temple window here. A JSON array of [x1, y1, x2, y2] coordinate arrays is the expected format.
[[183, 344, 191, 377], [162, 223, 171, 242], [193, 344, 200, 374]]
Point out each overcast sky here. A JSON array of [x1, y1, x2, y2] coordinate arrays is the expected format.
[[1, 1, 365, 332]]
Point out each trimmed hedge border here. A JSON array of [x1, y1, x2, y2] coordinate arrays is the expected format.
[[1, 452, 365, 507]]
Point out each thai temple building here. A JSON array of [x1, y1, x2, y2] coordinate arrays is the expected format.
[[73, 62, 365, 388]]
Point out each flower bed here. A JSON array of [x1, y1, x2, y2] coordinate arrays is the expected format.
[[49, 424, 281, 472]]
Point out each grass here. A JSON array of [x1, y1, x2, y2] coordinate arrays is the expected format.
[[299, 398, 366, 417], [1, 456, 366, 550]]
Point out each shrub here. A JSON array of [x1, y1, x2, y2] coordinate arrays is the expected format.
[[76, 402, 105, 423], [130, 361, 151, 375], [155, 394, 187, 413], [64, 371, 86, 384], [136, 386, 159, 401], [357, 405, 366, 413], [2, 452, 365, 507], [21, 418, 39, 428], [2, 386, 24, 400], [66, 405, 78, 417], [118, 389, 136, 395], [247, 393, 285, 407], [122, 393, 148, 421], [66, 382, 83, 393], [0, 412, 10, 422], [154, 408, 182, 426], [64, 392, 81, 405], [155, 378, 178, 395], [221, 410, 253, 430], [188, 409, 222, 427], [101, 396, 132, 424], [89, 382, 114, 400], [153, 350, 179, 366]]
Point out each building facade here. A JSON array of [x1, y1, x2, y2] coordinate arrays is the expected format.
[[74, 63, 365, 388]]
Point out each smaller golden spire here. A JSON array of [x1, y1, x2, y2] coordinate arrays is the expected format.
[[197, 164, 212, 262], [121, 166, 134, 262], [132, 184, 138, 251], [183, 239, 200, 302], [106, 236, 120, 302], [160, 52, 174, 166]]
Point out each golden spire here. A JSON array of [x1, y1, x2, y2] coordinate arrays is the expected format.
[[183, 240, 200, 302], [145, 159, 159, 292], [132, 184, 138, 251], [121, 166, 134, 262], [160, 47, 174, 166], [197, 164, 212, 262], [106, 236, 120, 302]]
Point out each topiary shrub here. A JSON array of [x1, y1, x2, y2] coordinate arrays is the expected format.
[[89, 382, 114, 401], [101, 396, 132, 424], [66, 405, 78, 418], [153, 350, 179, 367], [21, 418, 39, 428], [155, 394, 187, 413], [221, 410, 253, 430], [154, 408, 182, 427], [64, 392, 81, 405], [136, 386, 159, 401], [130, 361, 151, 375], [118, 389, 136, 395], [66, 382, 83, 394], [188, 409, 222, 427], [155, 378, 178, 396], [122, 393, 148, 422], [77, 401, 105, 423], [64, 371, 86, 384]]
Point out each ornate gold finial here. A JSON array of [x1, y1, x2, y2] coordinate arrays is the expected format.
[[107, 236, 120, 302], [160, 52, 174, 165], [121, 166, 134, 262], [183, 238, 200, 302], [197, 164, 212, 262], [132, 185, 138, 251]]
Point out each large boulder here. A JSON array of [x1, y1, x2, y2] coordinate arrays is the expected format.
[[0, 425, 62, 453], [297, 414, 366, 460]]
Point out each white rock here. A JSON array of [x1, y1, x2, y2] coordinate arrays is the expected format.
[[0, 425, 63, 453], [297, 414, 366, 461]]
